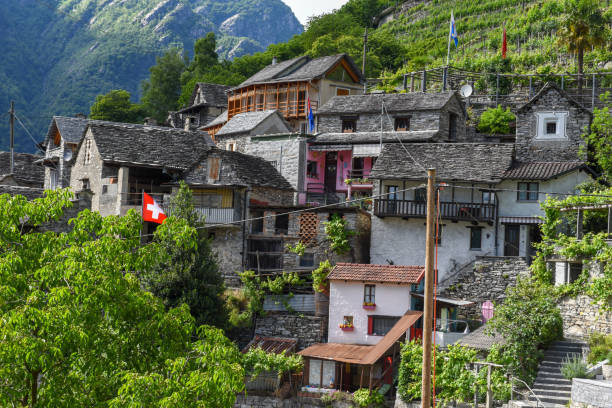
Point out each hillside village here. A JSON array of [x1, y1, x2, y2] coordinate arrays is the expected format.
[[1, 2, 612, 408]]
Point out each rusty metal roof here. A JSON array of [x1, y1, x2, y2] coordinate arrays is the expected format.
[[298, 311, 422, 366], [328, 263, 425, 284], [242, 336, 297, 354]]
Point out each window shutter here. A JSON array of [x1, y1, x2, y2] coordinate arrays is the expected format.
[[367, 316, 373, 335]]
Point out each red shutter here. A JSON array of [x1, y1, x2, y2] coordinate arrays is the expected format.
[[367, 316, 373, 335]]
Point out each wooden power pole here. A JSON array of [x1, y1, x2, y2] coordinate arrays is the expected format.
[[9, 101, 14, 174], [421, 168, 436, 408]]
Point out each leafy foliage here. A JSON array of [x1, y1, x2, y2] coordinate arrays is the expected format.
[[141, 181, 227, 328], [90, 89, 147, 123], [560, 354, 593, 379], [486, 278, 563, 383], [581, 92, 612, 183], [324, 214, 355, 255], [478, 105, 516, 134], [312, 260, 334, 293], [352, 388, 385, 407], [242, 348, 303, 380], [587, 332, 612, 364]]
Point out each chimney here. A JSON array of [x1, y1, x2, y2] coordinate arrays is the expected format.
[[184, 117, 191, 131], [74, 113, 87, 119], [272, 56, 277, 65], [144, 117, 157, 126]]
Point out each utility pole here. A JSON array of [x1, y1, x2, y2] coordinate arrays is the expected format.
[[421, 168, 436, 408], [362, 27, 368, 93], [9, 101, 14, 174]]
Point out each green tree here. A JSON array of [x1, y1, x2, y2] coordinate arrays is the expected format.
[[0, 190, 195, 406], [582, 92, 612, 182], [141, 48, 187, 123], [179, 33, 223, 107], [89, 89, 147, 123], [478, 105, 516, 134], [141, 182, 227, 328], [487, 277, 563, 383], [558, 0, 608, 91]]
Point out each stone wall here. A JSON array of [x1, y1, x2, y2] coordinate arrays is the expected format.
[[439, 256, 530, 320], [515, 86, 591, 162], [558, 295, 611, 340], [251, 186, 295, 207], [317, 110, 441, 134], [210, 225, 245, 287], [571, 378, 612, 408], [255, 314, 328, 351], [234, 394, 354, 408]]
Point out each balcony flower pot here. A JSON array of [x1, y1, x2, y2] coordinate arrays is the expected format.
[[339, 325, 354, 331], [362, 304, 376, 310]]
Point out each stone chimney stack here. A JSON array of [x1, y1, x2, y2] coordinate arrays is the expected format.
[[272, 56, 277, 65]]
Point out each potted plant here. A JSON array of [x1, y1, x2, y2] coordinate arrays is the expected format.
[[344, 178, 353, 185], [362, 302, 376, 310], [339, 318, 354, 331]]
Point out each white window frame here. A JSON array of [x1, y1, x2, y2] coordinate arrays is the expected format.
[[535, 111, 569, 140]]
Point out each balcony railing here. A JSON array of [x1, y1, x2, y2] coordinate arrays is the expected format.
[[374, 199, 496, 222], [46, 147, 62, 159], [194, 207, 239, 224]]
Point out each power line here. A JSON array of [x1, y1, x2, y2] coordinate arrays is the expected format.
[[444, 184, 612, 199]]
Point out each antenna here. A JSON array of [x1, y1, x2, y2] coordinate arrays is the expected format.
[[63, 149, 73, 162], [460, 84, 473, 98]]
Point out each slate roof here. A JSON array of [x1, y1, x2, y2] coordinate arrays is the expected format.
[[44, 116, 90, 145], [502, 161, 587, 180], [182, 147, 294, 191], [202, 110, 228, 129], [235, 54, 362, 89], [517, 82, 592, 115], [87, 122, 214, 170], [0, 152, 44, 187], [311, 130, 439, 145], [181, 83, 231, 112], [216, 110, 290, 136], [0, 185, 44, 200], [316, 92, 457, 115], [370, 143, 515, 183], [328, 263, 425, 284], [456, 324, 505, 351]]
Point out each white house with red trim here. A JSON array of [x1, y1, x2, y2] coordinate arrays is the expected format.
[[327, 263, 425, 345]]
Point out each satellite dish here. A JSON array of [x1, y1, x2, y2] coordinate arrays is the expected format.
[[460, 84, 473, 98], [63, 150, 73, 162]]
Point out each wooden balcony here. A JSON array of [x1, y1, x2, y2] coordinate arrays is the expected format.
[[374, 199, 496, 223]]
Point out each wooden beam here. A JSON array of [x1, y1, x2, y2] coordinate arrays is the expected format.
[[360, 366, 364, 388], [368, 365, 373, 391]]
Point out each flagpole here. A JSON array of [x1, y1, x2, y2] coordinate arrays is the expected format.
[[446, 21, 452, 66]]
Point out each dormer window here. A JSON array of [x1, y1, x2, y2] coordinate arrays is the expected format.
[[535, 112, 568, 139], [342, 119, 356, 133], [394, 117, 410, 131]]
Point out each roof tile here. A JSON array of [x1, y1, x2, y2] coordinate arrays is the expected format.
[[328, 263, 424, 284], [502, 161, 586, 180], [317, 92, 456, 115]]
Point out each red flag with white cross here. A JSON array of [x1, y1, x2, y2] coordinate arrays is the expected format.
[[142, 192, 167, 224]]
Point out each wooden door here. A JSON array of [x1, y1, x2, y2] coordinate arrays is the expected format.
[[504, 225, 520, 256], [325, 152, 338, 192]]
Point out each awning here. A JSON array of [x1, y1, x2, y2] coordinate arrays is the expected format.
[[352, 144, 382, 157], [412, 293, 474, 307], [499, 216, 543, 224], [299, 311, 422, 366], [309, 144, 352, 152]]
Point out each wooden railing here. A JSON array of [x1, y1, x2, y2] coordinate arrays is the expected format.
[[374, 199, 496, 222]]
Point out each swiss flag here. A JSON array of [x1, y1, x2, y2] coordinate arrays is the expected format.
[[142, 192, 167, 224]]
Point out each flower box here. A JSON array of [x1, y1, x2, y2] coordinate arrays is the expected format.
[[339, 325, 354, 331], [362, 304, 376, 310]]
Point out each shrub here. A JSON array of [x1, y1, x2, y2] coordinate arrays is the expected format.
[[561, 354, 593, 379], [478, 105, 516, 134], [352, 388, 384, 407], [587, 333, 612, 364]]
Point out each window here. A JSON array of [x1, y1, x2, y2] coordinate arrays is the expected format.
[[482, 191, 495, 203], [555, 262, 583, 285], [49, 169, 58, 190], [568, 263, 582, 283], [299, 252, 315, 267], [469, 227, 482, 250], [517, 182, 539, 201], [336, 88, 350, 96], [415, 188, 426, 202], [364, 284, 375, 304], [81, 178, 90, 190], [352, 157, 365, 177], [386, 185, 399, 200], [394, 117, 410, 131], [342, 315, 354, 327], [102, 185, 108, 194], [226, 142, 236, 151], [251, 211, 264, 234], [275, 213, 289, 235], [342, 119, 356, 133], [535, 112, 568, 139], [307, 161, 318, 178], [449, 113, 458, 140], [369, 316, 400, 336]]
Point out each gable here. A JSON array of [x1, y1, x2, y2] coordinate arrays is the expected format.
[[326, 63, 358, 84]]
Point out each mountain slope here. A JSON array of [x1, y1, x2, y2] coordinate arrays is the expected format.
[[0, 0, 302, 153]]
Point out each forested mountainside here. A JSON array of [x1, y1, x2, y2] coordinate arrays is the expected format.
[[0, 0, 302, 153]]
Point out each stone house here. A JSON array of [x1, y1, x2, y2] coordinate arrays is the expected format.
[[213, 110, 292, 152], [298, 263, 423, 392], [167, 82, 230, 131], [225, 54, 364, 132], [41, 116, 90, 190], [0, 151, 43, 188]]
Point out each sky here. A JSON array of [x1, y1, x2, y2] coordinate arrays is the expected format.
[[282, 0, 350, 25]]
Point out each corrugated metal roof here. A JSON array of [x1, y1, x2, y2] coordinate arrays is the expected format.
[[243, 336, 297, 354], [328, 263, 425, 284], [263, 294, 315, 313]]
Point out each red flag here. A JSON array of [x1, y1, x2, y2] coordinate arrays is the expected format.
[[142, 192, 167, 224], [502, 27, 507, 59]]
